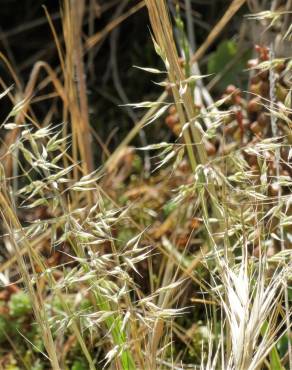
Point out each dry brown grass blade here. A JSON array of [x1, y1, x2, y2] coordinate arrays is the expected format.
[[71, 0, 93, 174], [62, 0, 93, 176], [85, 1, 145, 50], [42, 5, 66, 78], [191, 0, 247, 64], [0, 52, 22, 90]]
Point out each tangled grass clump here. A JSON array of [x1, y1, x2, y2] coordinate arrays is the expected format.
[[0, 1, 291, 369]]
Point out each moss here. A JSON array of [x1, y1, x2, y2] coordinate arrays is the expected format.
[[163, 200, 177, 217], [9, 292, 32, 318], [0, 314, 8, 343], [71, 359, 89, 370]]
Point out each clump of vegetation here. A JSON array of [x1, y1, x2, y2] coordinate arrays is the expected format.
[[0, 0, 291, 369]]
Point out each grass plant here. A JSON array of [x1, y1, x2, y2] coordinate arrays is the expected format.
[[0, 1, 291, 369]]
